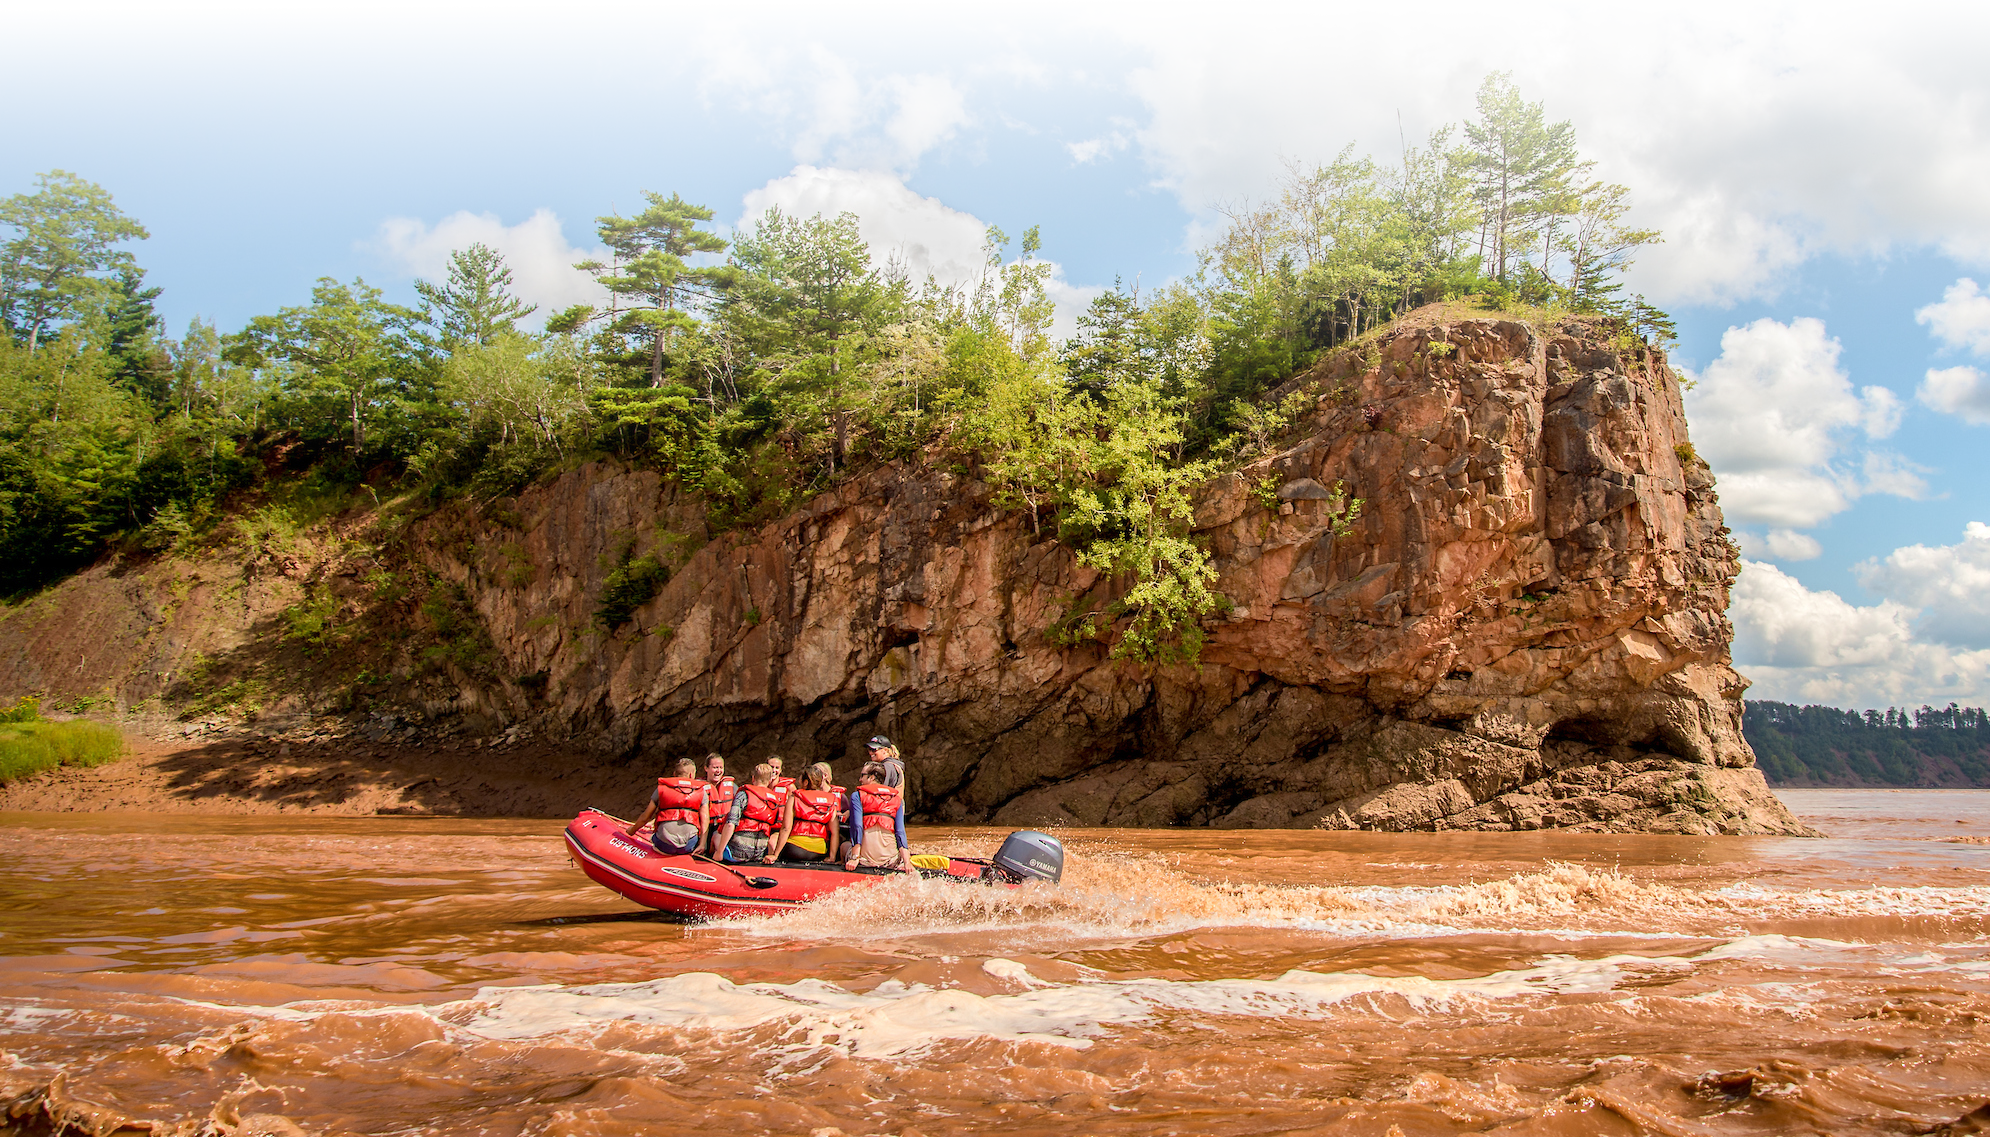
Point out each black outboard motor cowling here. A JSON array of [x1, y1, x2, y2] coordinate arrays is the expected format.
[[992, 830, 1064, 884]]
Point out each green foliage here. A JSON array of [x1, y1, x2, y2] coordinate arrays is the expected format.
[[227, 276, 430, 456], [1250, 475, 1282, 511], [0, 695, 40, 723], [281, 590, 340, 645], [415, 243, 537, 349], [595, 554, 667, 630], [1, 171, 150, 354], [556, 192, 733, 388], [0, 79, 1671, 619], [0, 717, 125, 782]]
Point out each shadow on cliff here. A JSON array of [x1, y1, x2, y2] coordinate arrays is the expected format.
[[140, 735, 641, 817]]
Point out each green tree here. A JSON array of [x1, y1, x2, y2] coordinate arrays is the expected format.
[[1062, 281, 1147, 393], [1562, 181, 1662, 310], [228, 278, 426, 454], [554, 193, 731, 388], [1462, 74, 1581, 286], [0, 171, 150, 353], [730, 208, 896, 472], [103, 267, 170, 406], [415, 243, 537, 348]]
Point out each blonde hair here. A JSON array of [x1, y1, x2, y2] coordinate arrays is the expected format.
[[673, 757, 697, 777], [804, 762, 833, 790], [750, 762, 775, 785]]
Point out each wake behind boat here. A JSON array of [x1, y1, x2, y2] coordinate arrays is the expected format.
[[563, 808, 1064, 919]]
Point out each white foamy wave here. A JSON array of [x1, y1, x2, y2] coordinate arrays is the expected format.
[[711, 857, 1990, 945], [442, 950, 1716, 1059]]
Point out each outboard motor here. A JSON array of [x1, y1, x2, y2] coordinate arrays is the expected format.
[[992, 830, 1064, 884]]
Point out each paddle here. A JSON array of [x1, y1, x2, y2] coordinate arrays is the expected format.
[[693, 853, 779, 889]]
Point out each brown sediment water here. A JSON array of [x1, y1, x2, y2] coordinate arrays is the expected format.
[[2, 791, 1989, 1135]]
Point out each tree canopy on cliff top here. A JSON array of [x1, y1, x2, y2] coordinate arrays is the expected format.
[[0, 75, 1664, 661]]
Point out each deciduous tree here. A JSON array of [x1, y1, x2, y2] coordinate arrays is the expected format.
[[0, 171, 150, 353]]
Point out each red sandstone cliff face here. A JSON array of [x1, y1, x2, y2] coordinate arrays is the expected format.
[[0, 314, 1807, 834]]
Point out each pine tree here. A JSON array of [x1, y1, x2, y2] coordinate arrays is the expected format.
[[1462, 74, 1581, 286], [553, 193, 732, 388], [103, 267, 170, 406], [414, 243, 537, 348], [1563, 182, 1662, 311]]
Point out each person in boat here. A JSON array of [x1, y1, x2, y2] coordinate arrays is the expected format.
[[768, 762, 841, 864], [702, 752, 736, 851], [767, 755, 797, 798], [622, 757, 709, 857], [842, 761, 912, 873], [866, 735, 904, 789], [712, 762, 784, 863]]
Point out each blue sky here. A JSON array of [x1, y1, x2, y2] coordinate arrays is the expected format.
[[8, 0, 1989, 709]]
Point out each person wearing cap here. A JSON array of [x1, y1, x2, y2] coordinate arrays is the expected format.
[[865, 736, 904, 789]]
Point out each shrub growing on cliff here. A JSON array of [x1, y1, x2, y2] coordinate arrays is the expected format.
[[595, 554, 668, 630]]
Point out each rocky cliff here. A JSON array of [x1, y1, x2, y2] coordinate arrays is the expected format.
[[0, 311, 1808, 834]]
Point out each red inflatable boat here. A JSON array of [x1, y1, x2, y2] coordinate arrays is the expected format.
[[562, 808, 1065, 920]]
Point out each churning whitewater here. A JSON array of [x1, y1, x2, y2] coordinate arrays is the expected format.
[[3, 791, 1989, 1135]]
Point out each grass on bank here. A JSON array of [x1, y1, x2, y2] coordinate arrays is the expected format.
[[0, 697, 126, 782]]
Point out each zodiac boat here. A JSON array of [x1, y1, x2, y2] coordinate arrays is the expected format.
[[562, 808, 1065, 920]]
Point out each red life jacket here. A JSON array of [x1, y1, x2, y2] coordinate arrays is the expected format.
[[735, 783, 783, 834], [705, 776, 737, 817], [654, 777, 708, 825], [790, 787, 838, 840], [856, 783, 901, 831]]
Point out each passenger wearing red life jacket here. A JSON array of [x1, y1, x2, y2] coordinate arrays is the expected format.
[[770, 763, 842, 863], [712, 763, 783, 863], [621, 757, 709, 857], [766, 755, 797, 806], [842, 762, 912, 872], [701, 752, 736, 849]]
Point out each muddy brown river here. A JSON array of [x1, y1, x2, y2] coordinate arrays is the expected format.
[[3, 790, 1989, 1135]]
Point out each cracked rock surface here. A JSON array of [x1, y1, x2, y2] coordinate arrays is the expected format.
[[0, 310, 1808, 834]]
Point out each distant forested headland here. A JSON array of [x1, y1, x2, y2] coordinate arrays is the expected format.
[[1746, 701, 1990, 787]]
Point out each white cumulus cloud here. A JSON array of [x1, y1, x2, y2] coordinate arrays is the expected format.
[[1074, 0, 1990, 302], [739, 166, 1102, 336], [370, 209, 605, 324], [880, 74, 971, 167], [1736, 529, 1823, 562], [695, 36, 970, 173], [1682, 317, 1913, 532], [1918, 365, 1990, 426], [1854, 523, 1990, 650], [1916, 278, 1990, 356], [1731, 560, 1990, 709]]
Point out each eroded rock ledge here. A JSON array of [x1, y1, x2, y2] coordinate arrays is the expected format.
[[0, 311, 1809, 834], [461, 313, 1802, 834]]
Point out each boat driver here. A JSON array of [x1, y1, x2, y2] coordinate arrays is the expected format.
[[622, 757, 709, 857], [866, 735, 904, 788], [712, 762, 784, 863]]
